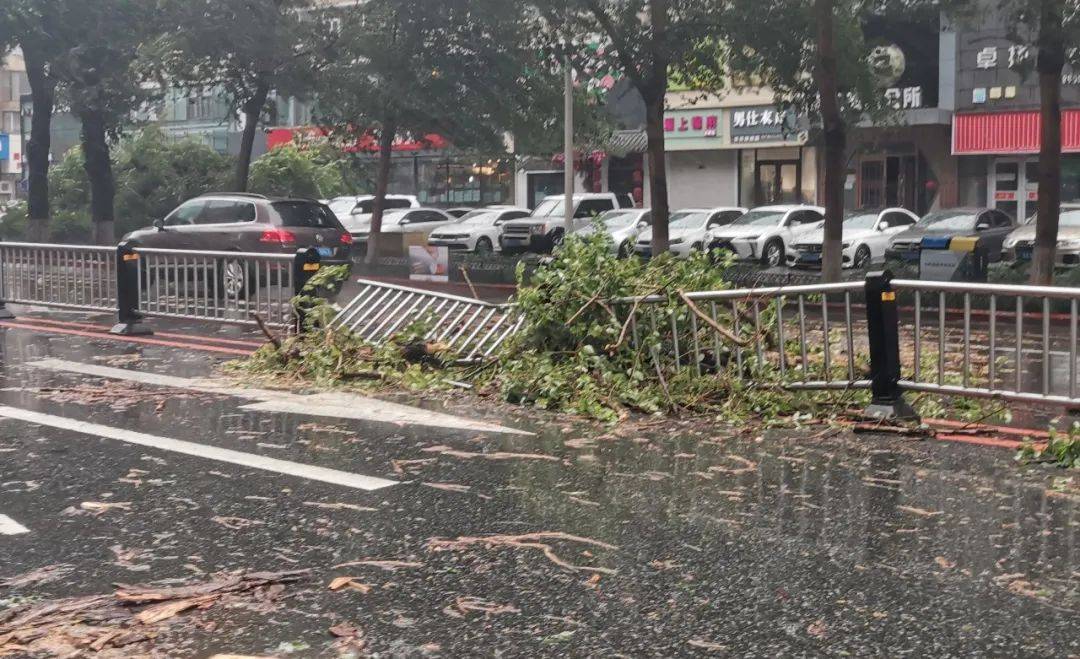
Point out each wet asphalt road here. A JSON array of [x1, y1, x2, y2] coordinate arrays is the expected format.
[[2, 313, 1080, 657]]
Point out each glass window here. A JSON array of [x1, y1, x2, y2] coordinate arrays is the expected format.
[[576, 199, 615, 218], [354, 198, 413, 214], [1, 111, 18, 133], [730, 210, 786, 227], [881, 212, 915, 228], [273, 201, 337, 228], [670, 212, 709, 229], [709, 210, 744, 227], [197, 200, 256, 225], [164, 200, 207, 226]]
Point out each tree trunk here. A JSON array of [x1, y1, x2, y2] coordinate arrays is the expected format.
[[1031, 0, 1065, 286], [365, 123, 397, 265], [813, 0, 846, 283], [234, 79, 271, 192], [79, 110, 116, 245], [645, 0, 671, 255], [644, 93, 670, 254], [21, 43, 55, 242]]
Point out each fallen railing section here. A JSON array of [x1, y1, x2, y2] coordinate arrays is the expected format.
[[331, 279, 522, 363]]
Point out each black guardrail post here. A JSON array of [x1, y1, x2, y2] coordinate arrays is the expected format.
[[292, 247, 321, 330], [863, 270, 918, 421], [0, 247, 13, 320], [110, 241, 152, 336]]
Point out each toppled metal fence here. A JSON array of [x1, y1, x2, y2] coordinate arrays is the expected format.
[[331, 279, 521, 363]]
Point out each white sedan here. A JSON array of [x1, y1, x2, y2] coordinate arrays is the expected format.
[[427, 206, 531, 253], [635, 207, 747, 258], [707, 205, 825, 267], [350, 208, 457, 245], [787, 208, 919, 269]]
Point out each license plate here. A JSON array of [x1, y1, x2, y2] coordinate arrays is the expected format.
[[799, 253, 821, 263], [1015, 246, 1032, 260], [316, 247, 334, 258]]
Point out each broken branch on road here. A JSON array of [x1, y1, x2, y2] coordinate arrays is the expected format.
[[428, 532, 618, 575]]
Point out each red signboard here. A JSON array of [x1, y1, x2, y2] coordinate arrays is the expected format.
[[953, 110, 1080, 154], [994, 191, 1016, 201]]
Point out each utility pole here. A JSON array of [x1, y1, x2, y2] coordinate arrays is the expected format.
[[563, 56, 574, 235]]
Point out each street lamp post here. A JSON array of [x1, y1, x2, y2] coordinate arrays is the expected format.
[[563, 56, 574, 235]]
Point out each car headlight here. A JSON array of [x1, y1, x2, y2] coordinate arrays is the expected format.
[[669, 237, 685, 245], [1004, 239, 1016, 248], [530, 224, 546, 234], [1058, 239, 1080, 249], [842, 242, 851, 249]]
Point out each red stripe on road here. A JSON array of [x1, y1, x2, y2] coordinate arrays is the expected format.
[[11, 316, 266, 348], [0, 320, 253, 356]]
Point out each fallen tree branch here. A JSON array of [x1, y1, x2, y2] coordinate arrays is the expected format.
[[676, 290, 749, 346], [459, 266, 480, 300], [251, 312, 282, 350], [565, 290, 603, 327]]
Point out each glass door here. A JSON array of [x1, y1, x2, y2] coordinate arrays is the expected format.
[[755, 161, 800, 205], [990, 159, 1039, 221]]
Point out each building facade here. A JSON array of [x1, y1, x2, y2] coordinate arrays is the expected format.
[[951, 6, 1080, 221], [0, 52, 28, 203]]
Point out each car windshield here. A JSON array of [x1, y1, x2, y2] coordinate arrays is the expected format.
[[919, 210, 978, 231], [844, 213, 880, 229], [459, 211, 501, 226], [730, 210, 785, 227], [669, 212, 708, 229], [599, 210, 639, 228], [532, 197, 563, 217], [273, 201, 338, 228], [1026, 210, 1080, 227]]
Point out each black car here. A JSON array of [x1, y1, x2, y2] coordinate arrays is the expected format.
[[884, 207, 1016, 263]]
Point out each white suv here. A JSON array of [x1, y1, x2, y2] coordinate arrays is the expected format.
[[500, 193, 633, 254], [635, 207, 747, 258], [427, 206, 531, 254], [708, 205, 825, 267]]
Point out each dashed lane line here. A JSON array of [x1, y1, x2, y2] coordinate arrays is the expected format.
[[0, 514, 30, 535], [27, 358, 533, 436], [0, 406, 398, 492]]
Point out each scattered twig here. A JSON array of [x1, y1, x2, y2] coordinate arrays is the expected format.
[[331, 559, 423, 571], [565, 289, 603, 327], [459, 266, 480, 300], [421, 445, 560, 462], [428, 532, 617, 575]]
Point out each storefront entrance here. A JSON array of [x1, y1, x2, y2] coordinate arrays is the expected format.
[[754, 160, 800, 205], [989, 158, 1039, 221]]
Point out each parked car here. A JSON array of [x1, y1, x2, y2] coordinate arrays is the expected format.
[[1003, 202, 1080, 265], [328, 194, 421, 236], [499, 193, 633, 254], [787, 207, 919, 269], [635, 207, 747, 258], [427, 206, 531, 253], [122, 193, 352, 298], [885, 207, 1015, 263], [572, 208, 652, 257], [707, 205, 825, 267], [445, 207, 476, 219], [350, 207, 457, 246]]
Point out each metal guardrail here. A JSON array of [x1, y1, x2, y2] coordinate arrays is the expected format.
[[893, 279, 1080, 408], [0, 241, 323, 335], [133, 247, 300, 328], [0, 242, 117, 312], [614, 280, 870, 392], [331, 278, 521, 363]]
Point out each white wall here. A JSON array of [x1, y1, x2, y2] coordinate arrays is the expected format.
[[665, 150, 739, 209]]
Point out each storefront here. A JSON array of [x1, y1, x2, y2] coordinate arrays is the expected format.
[[844, 10, 953, 216], [951, 4, 1080, 220], [266, 127, 514, 207], [663, 98, 814, 209]]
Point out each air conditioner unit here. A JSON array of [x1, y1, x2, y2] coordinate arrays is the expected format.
[[0, 181, 13, 194]]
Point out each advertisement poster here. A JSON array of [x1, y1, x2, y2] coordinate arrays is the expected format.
[[409, 245, 449, 283]]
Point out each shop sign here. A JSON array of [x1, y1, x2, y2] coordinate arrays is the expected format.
[[729, 106, 801, 144], [663, 110, 721, 139], [884, 86, 924, 109], [0, 135, 8, 162]]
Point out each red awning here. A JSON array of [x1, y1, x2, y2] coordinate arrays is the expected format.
[[953, 110, 1080, 155]]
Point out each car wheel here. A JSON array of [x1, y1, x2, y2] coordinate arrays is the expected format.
[[853, 245, 872, 269], [762, 239, 784, 267], [475, 237, 493, 254], [217, 257, 256, 300], [550, 230, 565, 250], [692, 242, 703, 252], [617, 241, 632, 259]]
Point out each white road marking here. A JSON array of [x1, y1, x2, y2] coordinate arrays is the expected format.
[[0, 514, 30, 535], [0, 406, 398, 491], [28, 358, 532, 436]]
